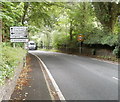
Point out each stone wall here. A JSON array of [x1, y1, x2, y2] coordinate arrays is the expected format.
[[58, 46, 115, 57]]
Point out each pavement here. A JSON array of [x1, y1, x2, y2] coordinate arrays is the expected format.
[[10, 53, 52, 101], [29, 50, 118, 101]]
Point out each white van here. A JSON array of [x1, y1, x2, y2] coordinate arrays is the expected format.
[[28, 41, 37, 50]]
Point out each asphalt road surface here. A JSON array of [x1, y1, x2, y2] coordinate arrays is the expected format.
[[29, 50, 118, 100]]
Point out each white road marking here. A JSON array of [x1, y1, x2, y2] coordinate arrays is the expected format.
[[30, 52, 66, 101], [112, 77, 118, 80]]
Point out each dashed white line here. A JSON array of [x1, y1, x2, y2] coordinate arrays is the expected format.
[[112, 77, 118, 80]]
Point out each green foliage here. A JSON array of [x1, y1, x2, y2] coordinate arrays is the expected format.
[[67, 2, 95, 34], [30, 2, 119, 50], [92, 2, 120, 33], [84, 30, 118, 46], [1, 2, 24, 41], [28, 2, 56, 28], [101, 34, 118, 46], [113, 46, 120, 58], [0, 43, 26, 85], [52, 32, 68, 48]]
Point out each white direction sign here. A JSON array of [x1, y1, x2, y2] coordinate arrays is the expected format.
[[10, 27, 28, 39], [10, 39, 29, 42]]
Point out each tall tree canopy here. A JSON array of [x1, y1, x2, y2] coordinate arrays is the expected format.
[[1, 2, 120, 47], [92, 2, 120, 33]]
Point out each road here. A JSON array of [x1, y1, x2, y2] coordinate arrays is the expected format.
[[29, 50, 118, 100]]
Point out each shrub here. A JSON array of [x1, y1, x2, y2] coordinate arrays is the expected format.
[[113, 46, 120, 58], [0, 43, 27, 85]]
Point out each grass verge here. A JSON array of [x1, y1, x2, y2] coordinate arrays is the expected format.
[[0, 44, 27, 85]]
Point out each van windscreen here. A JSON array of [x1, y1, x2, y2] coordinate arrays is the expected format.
[[30, 43, 34, 45]]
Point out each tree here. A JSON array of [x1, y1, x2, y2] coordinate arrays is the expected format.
[[92, 2, 120, 33], [22, 2, 29, 25], [1, 2, 24, 41]]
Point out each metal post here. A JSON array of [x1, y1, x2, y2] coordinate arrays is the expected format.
[[24, 42, 27, 50], [79, 41, 82, 54], [13, 43, 16, 48]]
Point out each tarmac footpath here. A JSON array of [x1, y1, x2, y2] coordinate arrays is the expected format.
[[9, 53, 52, 101]]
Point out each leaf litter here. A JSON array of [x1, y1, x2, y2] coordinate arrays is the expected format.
[[10, 56, 32, 101]]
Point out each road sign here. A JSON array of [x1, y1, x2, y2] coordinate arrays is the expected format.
[[77, 34, 84, 41], [10, 27, 28, 39], [10, 39, 29, 42], [10, 26, 28, 43]]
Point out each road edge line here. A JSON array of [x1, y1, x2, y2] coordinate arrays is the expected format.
[[91, 58, 118, 65], [30, 53, 66, 101]]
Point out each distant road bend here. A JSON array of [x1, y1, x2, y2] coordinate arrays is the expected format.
[[29, 50, 118, 100]]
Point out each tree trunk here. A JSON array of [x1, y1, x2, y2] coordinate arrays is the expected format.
[[22, 2, 29, 25], [69, 20, 73, 41]]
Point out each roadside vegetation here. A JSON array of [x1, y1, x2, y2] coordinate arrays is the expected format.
[[0, 43, 26, 85]]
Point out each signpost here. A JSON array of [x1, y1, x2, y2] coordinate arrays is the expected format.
[[10, 27, 28, 39], [77, 34, 84, 41], [10, 26, 28, 47], [10, 39, 28, 42], [77, 34, 84, 54]]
